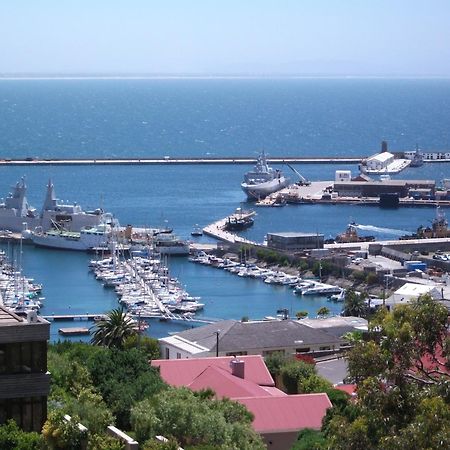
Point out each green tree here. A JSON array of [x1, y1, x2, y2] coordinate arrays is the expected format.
[[47, 344, 115, 435], [312, 260, 333, 278], [131, 387, 264, 449], [42, 410, 88, 450], [324, 295, 450, 448], [0, 420, 43, 450], [296, 310, 308, 320], [316, 306, 330, 318], [292, 428, 328, 450], [264, 352, 289, 380], [123, 334, 161, 360], [87, 347, 167, 429], [280, 360, 316, 394], [343, 289, 367, 317], [90, 308, 137, 349]]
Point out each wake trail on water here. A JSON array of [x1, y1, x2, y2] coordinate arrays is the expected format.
[[354, 224, 409, 236]]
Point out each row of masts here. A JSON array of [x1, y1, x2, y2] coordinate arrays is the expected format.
[[89, 243, 205, 322], [0, 246, 44, 316]]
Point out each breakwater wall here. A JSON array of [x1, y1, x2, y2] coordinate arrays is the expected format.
[[0, 156, 362, 166]]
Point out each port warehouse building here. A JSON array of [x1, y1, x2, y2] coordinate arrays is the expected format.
[[266, 232, 325, 252], [333, 179, 436, 198], [365, 152, 395, 171]]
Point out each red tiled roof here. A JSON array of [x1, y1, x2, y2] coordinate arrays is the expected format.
[[236, 394, 332, 433], [187, 366, 284, 399], [151, 355, 275, 387]]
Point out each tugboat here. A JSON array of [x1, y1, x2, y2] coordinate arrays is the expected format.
[[241, 151, 290, 200], [335, 222, 375, 243]]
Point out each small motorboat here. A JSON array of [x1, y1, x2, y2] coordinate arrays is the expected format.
[[191, 225, 203, 237]]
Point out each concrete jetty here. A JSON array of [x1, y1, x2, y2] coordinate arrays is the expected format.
[[0, 156, 362, 166], [203, 216, 258, 245]]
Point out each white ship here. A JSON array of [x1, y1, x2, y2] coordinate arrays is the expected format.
[[241, 151, 290, 200], [153, 232, 190, 255], [0, 178, 111, 233], [31, 223, 111, 251]]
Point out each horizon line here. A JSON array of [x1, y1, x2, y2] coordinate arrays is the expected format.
[[0, 73, 450, 81]]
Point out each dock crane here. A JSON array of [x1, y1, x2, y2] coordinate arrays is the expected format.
[[286, 164, 311, 186]]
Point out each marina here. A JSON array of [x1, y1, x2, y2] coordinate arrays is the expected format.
[[0, 79, 449, 342]]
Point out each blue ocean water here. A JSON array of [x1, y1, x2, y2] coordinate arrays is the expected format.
[[0, 79, 449, 340], [1, 79, 450, 159]]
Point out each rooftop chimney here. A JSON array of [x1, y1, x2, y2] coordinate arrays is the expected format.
[[381, 140, 388, 153], [230, 359, 245, 379]]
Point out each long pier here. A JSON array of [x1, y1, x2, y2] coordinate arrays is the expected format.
[[0, 156, 362, 166], [42, 314, 106, 321]]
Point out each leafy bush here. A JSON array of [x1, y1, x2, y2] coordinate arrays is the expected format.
[[264, 352, 289, 378], [0, 420, 43, 450], [42, 410, 88, 450], [293, 428, 328, 449], [280, 360, 316, 394], [365, 272, 379, 285], [131, 387, 264, 449]]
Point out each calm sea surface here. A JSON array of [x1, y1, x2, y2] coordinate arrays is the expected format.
[[0, 79, 449, 340]]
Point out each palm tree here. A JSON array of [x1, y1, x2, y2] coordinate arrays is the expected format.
[[343, 289, 367, 317], [90, 308, 137, 349]]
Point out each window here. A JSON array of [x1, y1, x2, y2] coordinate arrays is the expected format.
[[225, 351, 247, 356], [319, 346, 331, 351], [296, 347, 310, 353], [165, 348, 170, 359], [0, 342, 47, 374], [176, 353, 181, 359]]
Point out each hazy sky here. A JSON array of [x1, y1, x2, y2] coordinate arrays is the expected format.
[[1, 0, 449, 76]]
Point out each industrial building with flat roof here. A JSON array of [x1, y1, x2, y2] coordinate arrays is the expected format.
[[333, 179, 435, 198], [267, 232, 324, 251]]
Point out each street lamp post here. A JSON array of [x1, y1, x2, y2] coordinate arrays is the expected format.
[[215, 330, 220, 357]]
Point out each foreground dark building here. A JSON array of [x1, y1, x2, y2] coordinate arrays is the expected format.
[[0, 307, 50, 431]]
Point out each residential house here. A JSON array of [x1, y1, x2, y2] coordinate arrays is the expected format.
[[152, 355, 331, 450], [158, 319, 345, 360]]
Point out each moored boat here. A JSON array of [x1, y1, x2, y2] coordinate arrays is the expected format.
[[31, 223, 111, 251]]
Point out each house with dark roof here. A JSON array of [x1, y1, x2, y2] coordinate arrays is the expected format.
[[152, 355, 332, 450], [158, 319, 345, 360]]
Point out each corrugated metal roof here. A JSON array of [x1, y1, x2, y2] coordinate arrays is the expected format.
[[187, 365, 283, 399], [152, 355, 275, 387], [236, 394, 332, 432]]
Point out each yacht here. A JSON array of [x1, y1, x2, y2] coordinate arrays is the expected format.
[[241, 151, 290, 200], [153, 231, 189, 255]]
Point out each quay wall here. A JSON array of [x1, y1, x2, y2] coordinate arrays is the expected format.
[[0, 156, 362, 166]]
